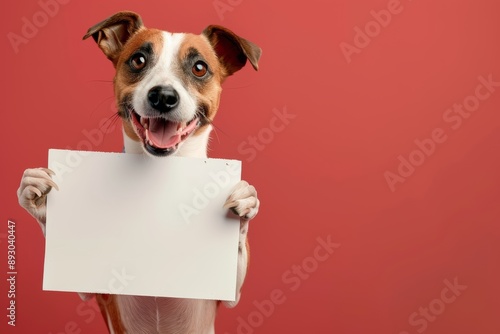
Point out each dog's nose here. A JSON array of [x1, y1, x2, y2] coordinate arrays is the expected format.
[[148, 85, 179, 113]]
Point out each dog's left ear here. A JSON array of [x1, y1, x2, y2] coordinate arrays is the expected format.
[[83, 11, 144, 66], [202, 25, 261, 76]]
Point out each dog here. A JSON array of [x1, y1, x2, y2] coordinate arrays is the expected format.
[[17, 11, 261, 334]]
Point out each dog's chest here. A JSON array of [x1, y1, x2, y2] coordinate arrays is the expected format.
[[100, 295, 217, 334]]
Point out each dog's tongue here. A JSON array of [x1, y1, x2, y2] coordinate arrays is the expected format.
[[146, 118, 181, 149]]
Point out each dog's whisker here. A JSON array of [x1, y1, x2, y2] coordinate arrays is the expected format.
[[223, 84, 254, 90], [88, 95, 115, 119], [115, 101, 132, 113], [210, 124, 221, 144], [101, 112, 121, 134], [194, 110, 235, 143], [87, 79, 114, 84]]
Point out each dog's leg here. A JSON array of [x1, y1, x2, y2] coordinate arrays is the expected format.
[[223, 180, 260, 308]]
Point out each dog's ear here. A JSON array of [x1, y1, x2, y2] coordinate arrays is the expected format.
[[83, 11, 143, 65], [202, 25, 261, 76]]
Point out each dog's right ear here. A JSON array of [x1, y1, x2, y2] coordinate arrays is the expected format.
[[83, 11, 143, 65]]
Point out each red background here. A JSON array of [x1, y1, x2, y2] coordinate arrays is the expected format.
[[2, 0, 500, 333]]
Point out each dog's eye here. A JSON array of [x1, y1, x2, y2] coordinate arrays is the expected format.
[[192, 61, 208, 78], [130, 53, 147, 71]]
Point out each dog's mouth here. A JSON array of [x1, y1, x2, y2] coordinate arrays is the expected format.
[[130, 110, 200, 156]]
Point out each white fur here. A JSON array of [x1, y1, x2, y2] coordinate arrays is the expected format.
[[132, 32, 197, 124], [106, 312, 116, 334], [122, 128, 143, 154], [175, 125, 212, 158]]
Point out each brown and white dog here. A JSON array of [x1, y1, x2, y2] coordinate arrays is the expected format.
[[17, 11, 261, 334]]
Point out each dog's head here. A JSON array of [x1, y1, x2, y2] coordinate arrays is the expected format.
[[83, 11, 261, 157]]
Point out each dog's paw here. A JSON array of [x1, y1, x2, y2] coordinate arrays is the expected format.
[[17, 168, 59, 224], [223, 180, 260, 220]]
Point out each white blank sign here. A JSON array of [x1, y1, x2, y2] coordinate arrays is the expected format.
[[43, 149, 241, 301]]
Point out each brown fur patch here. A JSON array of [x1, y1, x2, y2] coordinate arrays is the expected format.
[[114, 29, 164, 138], [178, 34, 225, 137], [115, 28, 163, 71], [97, 294, 126, 334], [122, 119, 140, 141]]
